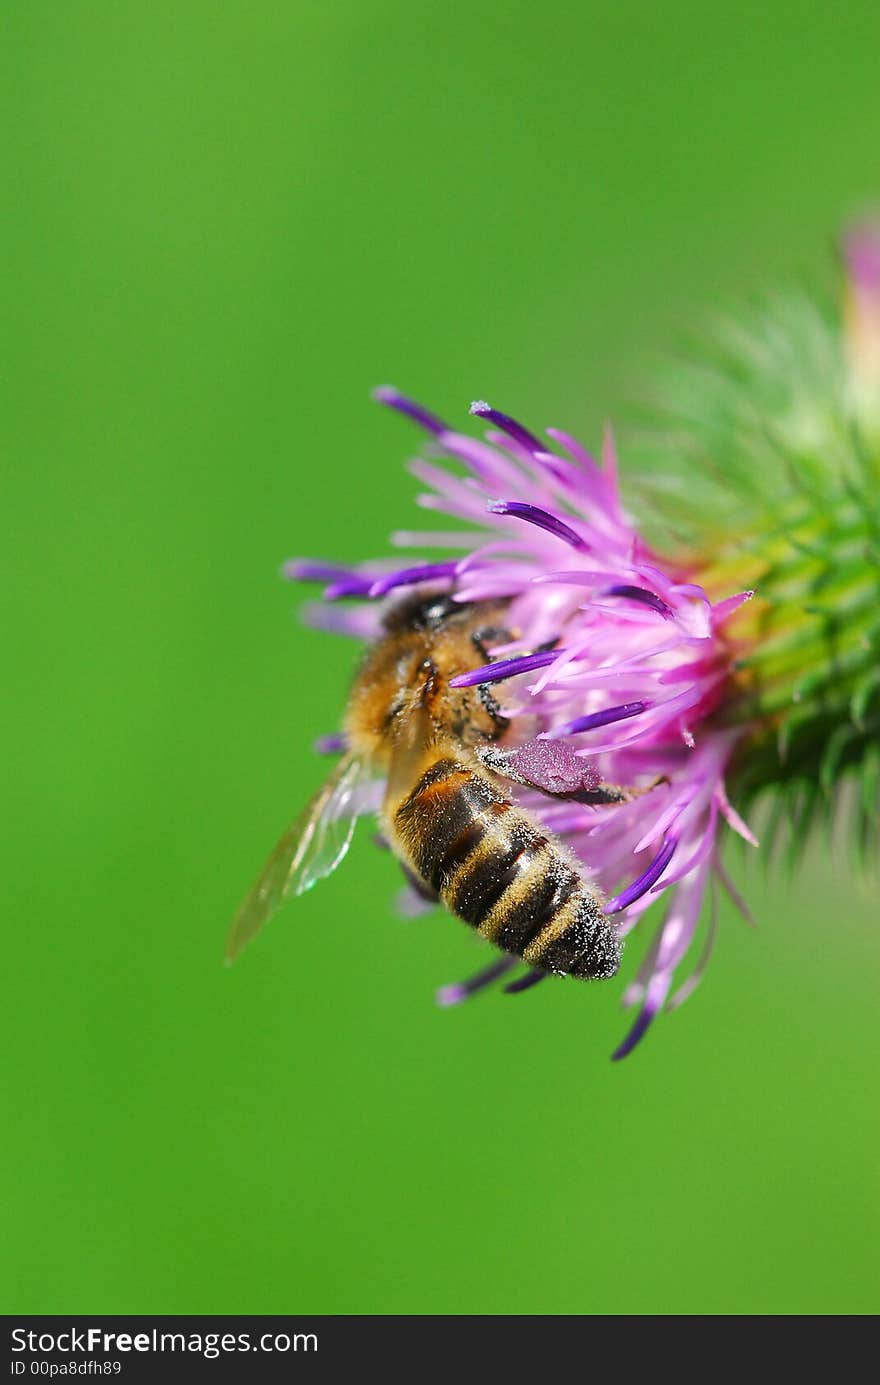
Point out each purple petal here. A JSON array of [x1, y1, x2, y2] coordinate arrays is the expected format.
[[604, 837, 677, 915], [436, 956, 518, 1006], [532, 568, 634, 589], [470, 400, 545, 454], [456, 540, 531, 572], [620, 927, 665, 1007], [667, 877, 719, 1011], [390, 529, 476, 549], [651, 811, 716, 890], [449, 649, 561, 688], [432, 429, 530, 492], [714, 781, 759, 847], [368, 561, 459, 597], [543, 700, 650, 740], [530, 450, 585, 490], [633, 788, 695, 854], [488, 500, 589, 551], [712, 590, 754, 625], [373, 386, 448, 436], [715, 857, 757, 926], [452, 578, 525, 603], [545, 426, 598, 470], [571, 686, 705, 752], [409, 457, 492, 518], [653, 857, 714, 976]]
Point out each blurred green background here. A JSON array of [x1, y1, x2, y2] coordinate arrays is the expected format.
[[3, 2, 879, 1316]]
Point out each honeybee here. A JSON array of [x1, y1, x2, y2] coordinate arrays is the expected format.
[[227, 591, 635, 982]]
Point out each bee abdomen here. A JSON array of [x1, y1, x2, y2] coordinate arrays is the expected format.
[[524, 894, 621, 980], [394, 757, 508, 892], [393, 758, 620, 981]]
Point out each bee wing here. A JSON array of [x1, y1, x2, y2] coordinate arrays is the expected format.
[[226, 754, 370, 963]]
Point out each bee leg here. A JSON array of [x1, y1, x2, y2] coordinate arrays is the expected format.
[[437, 955, 518, 1006], [476, 741, 668, 805], [571, 775, 669, 806], [470, 625, 515, 659], [399, 863, 439, 905], [475, 743, 539, 786], [476, 740, 596, 795], [503, 969, 548, 994], [476, 681, 509, 737]]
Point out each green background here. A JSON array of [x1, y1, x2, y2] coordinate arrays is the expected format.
[[3, 2, 879, 1316]]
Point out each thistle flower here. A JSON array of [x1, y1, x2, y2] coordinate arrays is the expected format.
[[284, 238, 879, 1059]]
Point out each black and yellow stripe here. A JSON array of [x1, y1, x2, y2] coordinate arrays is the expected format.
[[394, 757, 620, 980]]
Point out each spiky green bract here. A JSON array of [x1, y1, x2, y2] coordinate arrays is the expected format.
[[627, 285, 880, 861]]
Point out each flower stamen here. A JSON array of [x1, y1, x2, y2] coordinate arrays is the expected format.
[[543, 700, 651, 739], [604, 837, 678, 915], [449, 649, 562, 688], [602, 584, 673, 619], [469, 400, 545, 455], [488, 499, 589, 551], [373, 385, 449, 436], [367, 561, 459, 597]]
